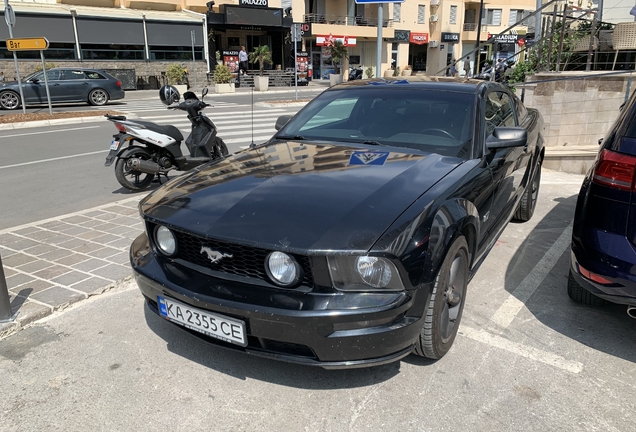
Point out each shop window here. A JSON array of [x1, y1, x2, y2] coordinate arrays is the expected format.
[[148, 46, 203, 61], [0, 42, 76, 60], [81, 44, 145, 61], [418, 5, 426, 24]]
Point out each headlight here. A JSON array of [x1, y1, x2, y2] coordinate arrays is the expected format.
[[328, 256, 404, 292], [155, 225, 176, 256], [266, 252, 301, 287]]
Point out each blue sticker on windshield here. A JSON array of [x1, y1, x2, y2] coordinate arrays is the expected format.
[[350, 151, 390, 166]]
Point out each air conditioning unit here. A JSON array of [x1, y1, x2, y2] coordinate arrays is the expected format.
[[430, 0, 440, 6], [429, 14, 439, 22], [429, 40, 439, 48]]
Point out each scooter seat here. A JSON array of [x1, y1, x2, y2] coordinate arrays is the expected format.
[[133, 121, 184, 142]]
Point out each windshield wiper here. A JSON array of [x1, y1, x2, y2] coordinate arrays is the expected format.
[[276, 135, 305, 140], [363, 140, 382, 146]]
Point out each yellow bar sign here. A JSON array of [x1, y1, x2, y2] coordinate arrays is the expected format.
[[6, 37, 50, 51]]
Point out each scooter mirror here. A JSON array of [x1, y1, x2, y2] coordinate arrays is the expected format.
[[202, 87, 209, 98]]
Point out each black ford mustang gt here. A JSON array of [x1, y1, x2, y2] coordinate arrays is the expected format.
[[130, 78, 545, 369]]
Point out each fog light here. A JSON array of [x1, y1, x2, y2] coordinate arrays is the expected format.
[[155, 226, 176, 256], [266, 252, 301, 287]]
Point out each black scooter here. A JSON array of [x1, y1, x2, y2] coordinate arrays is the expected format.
[[104, 87, 228, 191], [348, 66, 363, 80]]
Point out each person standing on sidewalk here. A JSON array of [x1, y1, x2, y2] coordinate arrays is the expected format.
[[239, 46, 248, 76]]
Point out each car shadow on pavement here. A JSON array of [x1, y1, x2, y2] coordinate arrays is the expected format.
[[504, 195, 636, 364], [142, 303, 401, 386]]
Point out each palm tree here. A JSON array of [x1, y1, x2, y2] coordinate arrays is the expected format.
[[249, 45, 273, 76], [325, 39, 349, 75]]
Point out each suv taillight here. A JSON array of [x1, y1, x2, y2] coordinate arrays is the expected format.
[[592, 149, 636, 191]]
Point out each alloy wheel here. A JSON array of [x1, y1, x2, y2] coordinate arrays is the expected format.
[[0, 92, 19, 110], [439, 252, 467, 343]]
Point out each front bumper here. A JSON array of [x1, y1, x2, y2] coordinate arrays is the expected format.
[[131, 232, 428, 369]]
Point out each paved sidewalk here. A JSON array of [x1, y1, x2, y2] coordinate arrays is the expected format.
[[0, 197, 144, 338]]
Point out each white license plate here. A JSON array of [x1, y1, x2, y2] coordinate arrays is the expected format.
[[110, 140, 120, 150], [158, 296, 247, 347]]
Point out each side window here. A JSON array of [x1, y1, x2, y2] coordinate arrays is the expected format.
[[32, 71, 60, 81], [61, 70, 86, 80], [485, 91, 516, 135], [85, 71, 106, 79], [512, 93, 528, 123]]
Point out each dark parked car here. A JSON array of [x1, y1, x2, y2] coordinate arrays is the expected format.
[[0, 68, 124, 109], [569, 88, 636, 316], [130, 78, 545, 368]]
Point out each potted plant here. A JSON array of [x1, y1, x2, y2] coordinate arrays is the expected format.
[[325, 39, 348, 86], [393, 67, 401, 77], [166, 64, 188, 94], [213, 64, 235, 94], [249, 45, 273, 92], [402, 65, 413, 76], [364, 66, 374, 79]]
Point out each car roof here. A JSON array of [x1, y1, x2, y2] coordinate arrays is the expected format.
[[47, 67, 106, 73], [330, 76, 505, 95]]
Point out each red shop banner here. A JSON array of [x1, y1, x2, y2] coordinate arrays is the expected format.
[[410, 33, 429, 45], [316, 34, 357, 46]]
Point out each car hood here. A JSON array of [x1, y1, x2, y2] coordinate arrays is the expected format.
[[140, 141, 463, 252]]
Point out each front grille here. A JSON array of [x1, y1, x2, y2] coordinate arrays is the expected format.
[[152, 224, 313, 288]]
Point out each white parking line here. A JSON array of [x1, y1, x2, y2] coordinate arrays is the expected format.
[[0, 126, 100, 139], [461, 326, 583, 374], [490, 222, 573, 330]]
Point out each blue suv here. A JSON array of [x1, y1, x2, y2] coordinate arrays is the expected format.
[[569, 88, 636, 317]]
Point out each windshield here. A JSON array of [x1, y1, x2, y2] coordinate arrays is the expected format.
[[277, 87, 476, 159]]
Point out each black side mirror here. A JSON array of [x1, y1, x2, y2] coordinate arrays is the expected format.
[[32, 78, 39, 83], [202, 87, 208, 98], [598, 138, 604, 145], [275, 115, 292, 131], [486, 127, 528, 150]]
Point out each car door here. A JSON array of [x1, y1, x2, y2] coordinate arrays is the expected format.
[[58, 69, 89, 102], [22, 70, 61, 103], [483, 90, 526, 239]]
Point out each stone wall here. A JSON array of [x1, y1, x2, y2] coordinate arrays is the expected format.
[[0, 60, 212, 90], [522, 72, 632, 147]]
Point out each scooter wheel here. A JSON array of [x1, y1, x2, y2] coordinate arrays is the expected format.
[[212, 137, 229, 159], [114, 148, 155, 191]]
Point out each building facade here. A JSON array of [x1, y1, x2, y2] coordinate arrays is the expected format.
[[0, 0, 538, 85]]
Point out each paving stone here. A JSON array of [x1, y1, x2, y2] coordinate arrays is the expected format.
[[9, 279, 53, 295], [0, 246, 17, 258], [71, 276, 113, 295], [2, 253, 37, 267], [57, 238, 90, 249], [107, 251, 130, 266], [88, 247, 121, 259], [61, 215, 94, 224], [26, 230, 63, 242], [83, 210, 108, 218], [72, 258, 109, 272], [76, 230, 107, 241], [90, 223, 120, 232], [16, 260, 54, 273], [89, 263, 132, 281], [31, 286, 86, 309], [0, 234, 41, 250], [38, 220, 67, 229], [55, 254, 90, 266], [51, 270, 91, 286], [46, 233, 76, 245], [107, 237, 134, 249], [58, 226, 92, 236], [33, 265, 74, 280], [78, 219, 106, 228], [5, 273, 34, 290], [2, 267, 17, 277], [46, 222, 75, 232], [107, 225, 136, 236], [115, 216, 142, 227], [91, 233, 125, 245], [72, 242, 107, 254], [95, 212, 118, 221], [13, 226, 44, 236], [40, 248, 74, 261], [23, 243, 58, 256]]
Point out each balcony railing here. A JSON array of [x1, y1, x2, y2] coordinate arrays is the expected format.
[[463, 23, 477, 31], [303, 14, 393, 28]]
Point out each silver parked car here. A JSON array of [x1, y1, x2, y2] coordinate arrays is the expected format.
[[0, 67, 125, 109]]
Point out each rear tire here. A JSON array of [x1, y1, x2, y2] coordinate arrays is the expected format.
[[514, 160, 541, 222], [414, 236, 469, 360], [567, 270, 605, 306], [88, 88, 109, 106], [114, 148, 155, 191], [0, 91, 20, 110]]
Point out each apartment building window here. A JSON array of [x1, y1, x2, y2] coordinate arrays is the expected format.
[[418, 5, 426, 24], [394, 3, 401, 22], [509, 9, 525, 26], [482, 9, 502, 26], [450, 5, 457, 24]]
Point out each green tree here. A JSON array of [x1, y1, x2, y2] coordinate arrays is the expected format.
[[324, 39, 349, 75], [249, 45, 273, 76]]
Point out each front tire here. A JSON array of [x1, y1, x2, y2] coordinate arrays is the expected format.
[[0, 91, 20, 110], [114, 148, 155, 191], [212, 137, 229, 159], [414, 236, 469, 360], [514, 160, 542, 222], [88, 88, 109, 106]]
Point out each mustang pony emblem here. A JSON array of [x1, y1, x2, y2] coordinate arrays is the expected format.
[[200, 246, 233, 264]]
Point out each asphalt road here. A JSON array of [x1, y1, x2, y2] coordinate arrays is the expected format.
[[1, 170, 634, 431], [0, 89, 321, 230]]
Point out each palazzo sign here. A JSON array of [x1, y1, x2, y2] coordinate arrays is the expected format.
[[239, 0, 269, 7]]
